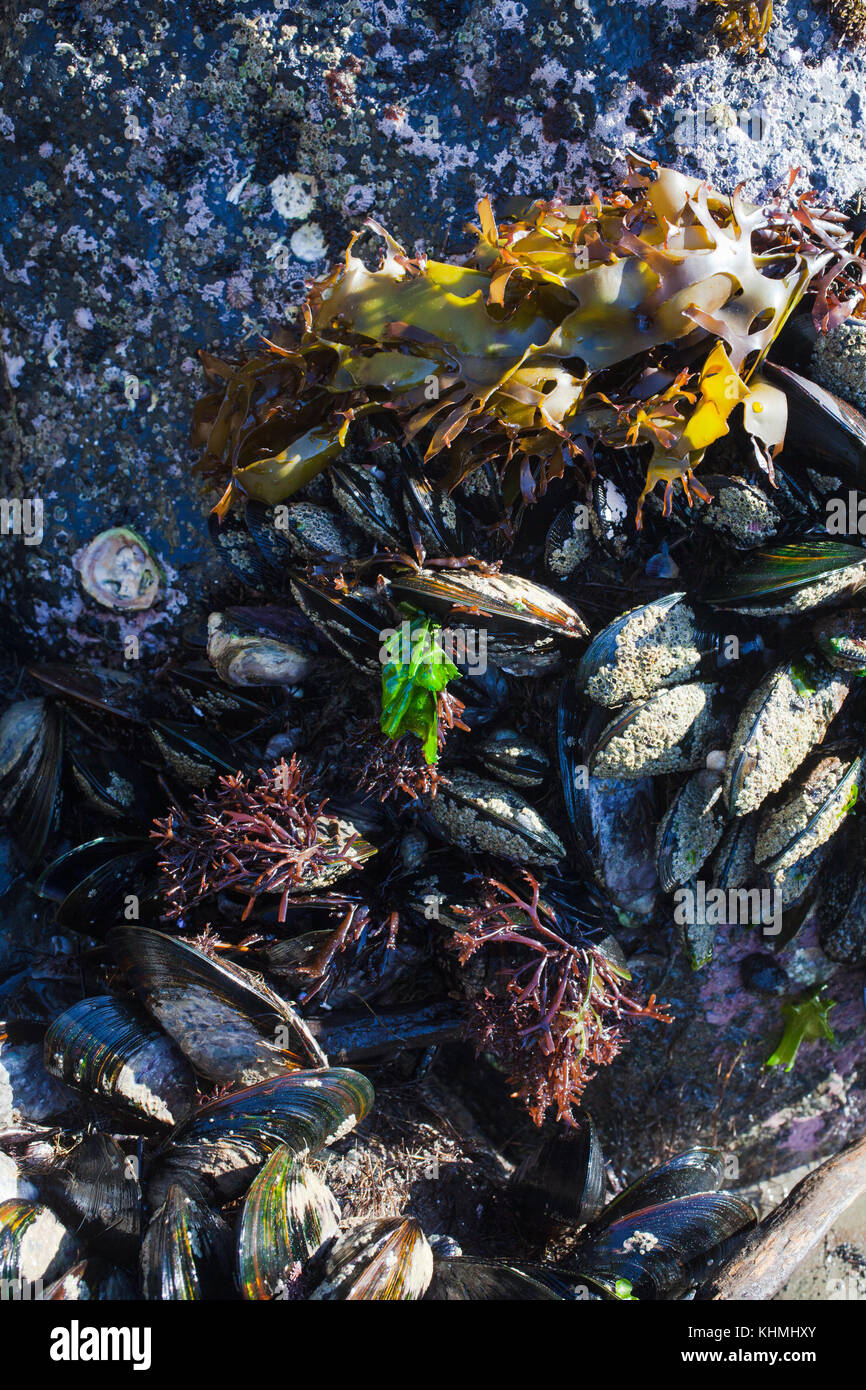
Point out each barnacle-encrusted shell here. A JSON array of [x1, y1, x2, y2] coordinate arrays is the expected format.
[[590, 683, 718, 779], [695, 476, 779, 549], [476, 730, 549, 788], [545, 502, 592, 577], [811, 318, 866, 409], [657, 770, 726, 892], [754, 755, 861, 872], [578, 596, 702, 707], [730, 564, 866, 616], [277, 501, 361, 559], [425, 769, 565, 865], [813, 609, 866, 672], [723, 662, 852, 817]]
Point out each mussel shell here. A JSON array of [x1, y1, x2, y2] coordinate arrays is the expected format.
[[512, 1115, 606, 1236], [289, 577, 385, 674], [35, 838, 158, 937], [208, 507, 281, 588], [545, 501, 592, 577], [389, 568, 588, 640], [110, 926, 327, 1084], [27, 663, 151, 724], [816, 849, 866, 964], [448, 659, 510, 727], [813, 608, 866, 672], [0, 1197, 81, 1290], [592, 1148, 725, 1226], [424, 769, 565, 865], [754, 754, 861, 873], [330, 459, 406, 548], [37, 1133, 141, 1265], [39, 1257, 137, 1301], [724, 660, 852, 818], [763, 360, 866, 482], [693, 474, 780, 548], [43, 995, 197, 1127], [475, 729, 549, 788], [657, 770, 726, 894], [566, 1191, 755, 1299], [588, 683, 720, 780], [67, 743, 162, 823], [238, 1149, 339, 1299], [308, 1216, 433, 1300], [0, 697, 63, 863], [575, 593, 702, 708], [0, 1023, 84, 1128], [150, 719, 240, 787], [703, 541, 866, 615], [148, 1068, 374, 1206], [400, 454, 471, 558], [425, 1256, 566, 1301], [255, 498, 361, 561], [140, 1184, 234, 1300]]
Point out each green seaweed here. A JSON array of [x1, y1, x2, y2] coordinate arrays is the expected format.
[[765, 988, 837, 1073]]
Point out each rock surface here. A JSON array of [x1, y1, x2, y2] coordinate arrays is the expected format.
[[2, 0, 865, 657]]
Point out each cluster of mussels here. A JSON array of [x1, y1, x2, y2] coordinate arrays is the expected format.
[[3, 164, 866, 1299]]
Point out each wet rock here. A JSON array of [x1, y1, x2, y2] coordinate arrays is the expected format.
[[740, 952, 789, 997]]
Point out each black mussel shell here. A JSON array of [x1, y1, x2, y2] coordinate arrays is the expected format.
[[238, 1148, 340, 1299], [37, 1133, 141, 1265], [592, 1148, 725, 1227], [449, 659, 509, 727], [208, 507, 281, 588], [289, 576, 385, 673], [0, 697, 63, 863], [67, 741, 163, 824], [763, 361, 866, 483], [307, 998, 464, 1065], [35, 838, 158, 937], [389, 568, 588, 640], [308, 1216, 433, 1300], [166, 663, 274, 724], [475, 727, 549, 788], [110, 927, 328, 1084], [425, 1256, 566, 1301], [140, 1184, 234, 1300], [703, 541, 866, 613], [148, 1068, 374, 1206], [330, 457, 406, 549], [566, 1191, 755, 1299], [39, 1257, 137, 1300], [400, 453, 471, 558], [27, 664, 151, 723], [0, 1197, 81, 1290], [149, 719, 240, 786], [512, 1115, 606, 1236], [43, 995, 197, 1128], [242, 498, 296, 569]]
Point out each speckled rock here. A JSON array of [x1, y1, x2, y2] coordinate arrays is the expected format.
[[2, 0, 866, 659]]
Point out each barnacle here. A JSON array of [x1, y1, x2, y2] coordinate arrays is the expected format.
[[193, 163, 865, 528]]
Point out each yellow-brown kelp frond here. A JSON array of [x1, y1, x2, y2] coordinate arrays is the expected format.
[[192, 163, 866, 526], [704, 0, 775, 55]]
